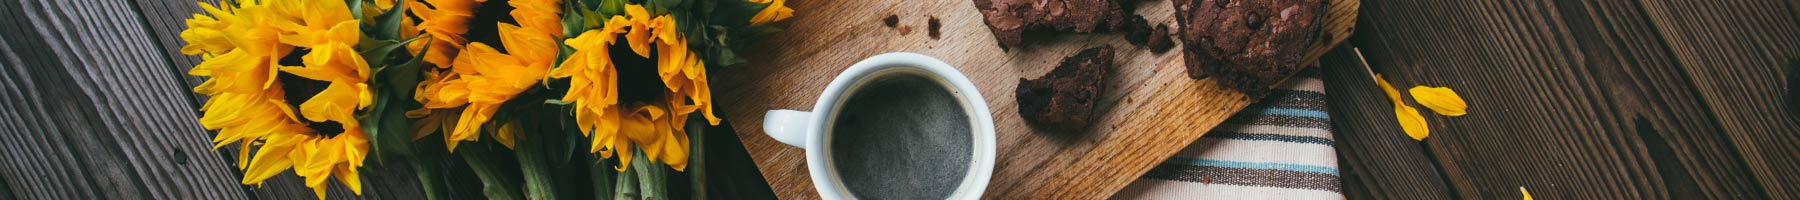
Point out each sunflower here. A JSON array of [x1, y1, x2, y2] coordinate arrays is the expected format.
[[402, 0, 480, 138], [551, 4, 729, 172], [413, 0, 562, 152], [405, 0, 483, 68], [183, 0, 372, 198], [550, 15, 631, 169], [748, 0, 794, 25]]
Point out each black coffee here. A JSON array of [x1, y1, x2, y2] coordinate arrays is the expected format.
[[828, 74, 974, 199]]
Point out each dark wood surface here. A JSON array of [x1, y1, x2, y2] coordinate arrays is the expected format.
[[1320, 0, 1800, 198], [0, 0, 1795, 199]]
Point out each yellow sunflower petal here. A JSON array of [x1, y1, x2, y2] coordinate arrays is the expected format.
[[1395, 104, 1430, 141], [613, 139, 633, 171], [1375, 74, 1403, 102], [1376, 75, 1429, 141], [333, 165, 363, 195], [1521, 187, 1534, 200], [1409, 86, 1467, 116], [623, 5, 653, 57], [495, 120, 520, 149], [749, 0, 794, 25], [297, 81, 367, 127], [242, 135, 299, 185], [311, 185, 327, 200]]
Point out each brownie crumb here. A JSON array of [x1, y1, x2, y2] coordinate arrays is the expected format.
[[1123, 15, 1153, 47], [928, 16, 943, 40], [1017, 47, 1115, 133], [884, 15, 900, 28], [1147, 24, 1174, 53]]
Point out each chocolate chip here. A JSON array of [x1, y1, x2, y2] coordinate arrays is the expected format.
[[928, 16, 943, 40], [1216, 0, 1229, 8], [1245, 11, 1263, 29], [884, 15, 900, 28]]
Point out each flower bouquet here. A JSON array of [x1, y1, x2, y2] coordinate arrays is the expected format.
[[179, 0, 792, 198]]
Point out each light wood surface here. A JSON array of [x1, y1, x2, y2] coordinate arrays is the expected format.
[[714, 0, 1355, 198]]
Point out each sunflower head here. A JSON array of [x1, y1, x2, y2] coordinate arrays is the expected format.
[[549, 2, 750, 172], [410, 0, 562, 152], [182, 0, 384, 198]]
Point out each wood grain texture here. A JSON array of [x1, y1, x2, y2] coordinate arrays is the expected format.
[[1635, 0, 1800, 197], [1318, 46, 1456, 200], [0, 0, 246, 199], [1323, 0, 1796, 198], [715, 0, 1351, 198]]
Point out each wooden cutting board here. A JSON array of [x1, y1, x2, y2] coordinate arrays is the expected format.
[[713, 0, 1356, 198]]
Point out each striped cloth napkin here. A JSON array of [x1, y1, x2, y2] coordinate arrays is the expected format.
[[1115, 71, 1341, 199]]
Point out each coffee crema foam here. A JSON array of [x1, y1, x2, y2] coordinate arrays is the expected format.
[[828, 74, 974, 199]]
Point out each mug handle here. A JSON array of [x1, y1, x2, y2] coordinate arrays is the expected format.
[[762, 109, 812, 147]]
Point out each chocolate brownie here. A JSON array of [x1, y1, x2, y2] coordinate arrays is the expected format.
[[1173, 0, 1324, 94], [972, 0, 1132, 50], [1017, 47, 1115, 133]]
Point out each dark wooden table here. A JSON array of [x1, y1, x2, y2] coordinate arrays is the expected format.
[[1319, 0, 1800, 198], [0, 0, 1795, 199]]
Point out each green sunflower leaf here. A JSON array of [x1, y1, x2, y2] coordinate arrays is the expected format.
[[357, 91, 389, 164], [598, 0, 624, 17], [348, 0, 364, 20], [374, 0, 409, 40], [359, 36, 422, 75], [387, 39, 428, 100], [562, 0, 585, 37], [651, 0, 685, 12]]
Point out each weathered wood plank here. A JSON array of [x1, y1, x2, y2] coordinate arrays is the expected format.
[[131, 0, 211, 94], [1324, 0, 1776, 198], [1635, 0, 1800, 197], [1548, 0, 1771, 197], [0, 0, 248, 199], [1319, 46, 1457, 199]]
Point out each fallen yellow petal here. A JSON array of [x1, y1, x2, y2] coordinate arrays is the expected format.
[[1410, 86, 1468, 116], [1520, 187, 1533, 200], [1395, 104, 1430, 141], [1377, 75, 1430, 141], [1375, 75, 1404, 103]]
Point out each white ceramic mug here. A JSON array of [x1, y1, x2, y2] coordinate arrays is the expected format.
[[761, 52, 997, 199]]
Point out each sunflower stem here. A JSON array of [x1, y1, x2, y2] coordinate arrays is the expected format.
[[686, 117, 708, 200], [463, 144, 524, 200], [590, 155, 616, 200], [410, 138, 451, 200], [613, 151, 642, 199], [632, 149, 665, 200], [516, 120, 559, 200]]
